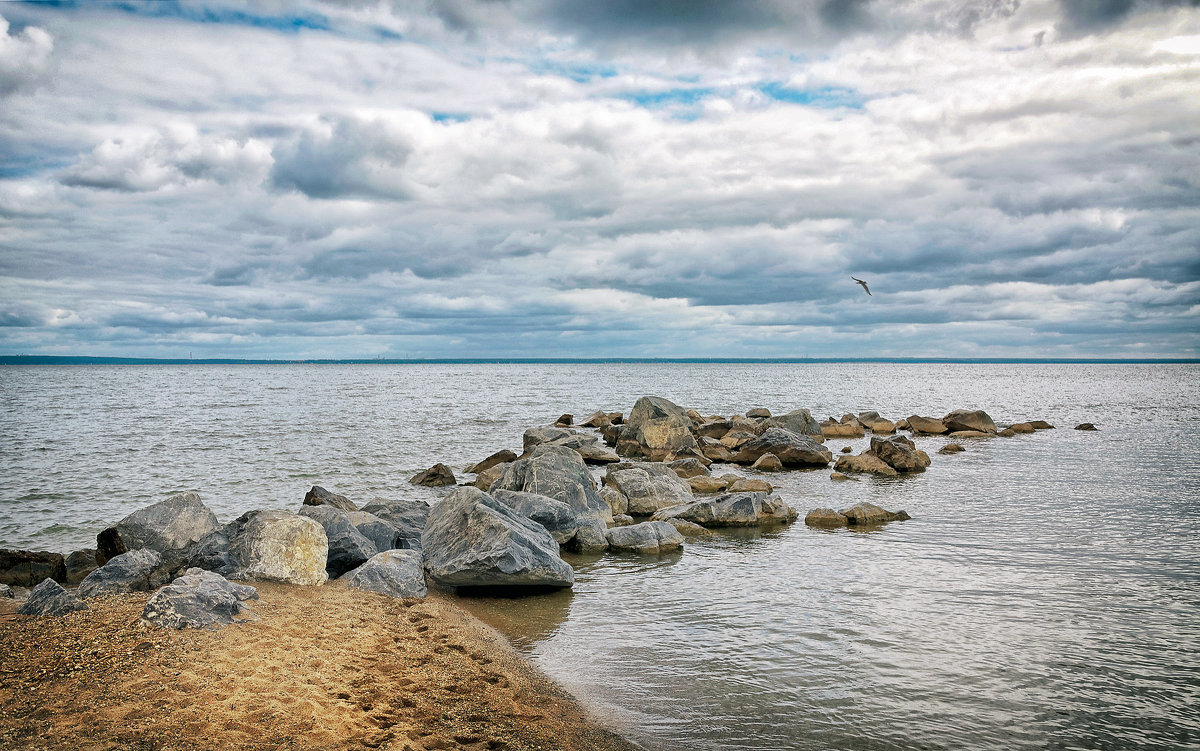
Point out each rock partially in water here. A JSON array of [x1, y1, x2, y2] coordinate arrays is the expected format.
[[491, 489, 582, 545], [652, 491, 796, 528], [746, 407, 771, 419], [1029, 420, 1055, 429], [96, 491, 219, 566], [906, 416, 947, 435], [523, 427, 619, 464], [867, 435, 931, 473], [410, 463, 457, 487], [829, 472, 858, 482], [421, 487, 574, 590], [303, 485, 358, 512], [667, 458, 710, 478], [942, 409, 997, 434], [762, 408, 823, 438], [580, 411, 613, 428], [342, 550, 427, 600], [360, 499, 429, 551], [17, 579, 87, 617], [663, 518, 716, 538], [64, 549, 98, 586], [728, 477, 772, 493], [473, 462, 510, 491], [751, 453, 783, 472], [732, 427, 832, 468], [298, 506, 378, 577], [1008, 422, 1036, 434], [617, 395, 701, 461], [833, 453, 898, 477], [555, 413, 574, 427], [0, 549, 67, 587], [938, 443, 966, 454], [688, 475, 730, 494], [492, 445, 611, 525], [141, 568, 258, 630], [186, 510, 329, 586], [605, 521, 684, 555], [599, 486, 629, 516], [804, 508, 849, 527], [858, 411, 897, 433], [1075, 423, 1098, 431], [699, 437, 736, 462], [79, 548, 171, 598], [841, 502, 911, 525], [467, 449, 518, 475], [821, 421, 865, 439], [605, 462, 695, 516]]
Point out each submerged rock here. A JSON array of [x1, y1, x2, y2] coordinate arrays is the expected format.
[[0, 549, 67, 587], [79, 548, 170, 598], [303, 485, 358, 512], [938, 443, 966, 454], [605, 521, 684, 555], [833, 453, 898, 477], [141, 568, 258, 630], [17, 579, 87, 617], [342, 550, 427, 600], [1075, 423, 1098, 431], [942, 409, 997, 434], [96, 491, 219, 566], [421, 487, 574, 590], [410, 463, 457, 487]]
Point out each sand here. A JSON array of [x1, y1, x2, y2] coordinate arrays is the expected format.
[[0, 583, 641, 751]]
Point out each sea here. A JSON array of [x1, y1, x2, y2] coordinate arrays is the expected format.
[[1, 362, 1197, 750]]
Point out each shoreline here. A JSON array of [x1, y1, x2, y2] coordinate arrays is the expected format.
[[0, 582, 642, 751]]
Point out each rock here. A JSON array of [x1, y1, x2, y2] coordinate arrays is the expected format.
[[523, 426, 620, 464], [344, 510, 402, 553], [555, 413, 574, 426], [841, 446, 853, 453], [762, 408, 823, 438], [96, 491, 220, 566], [580, 411, 612, 428], [0, 549, 67, 587], [186, 510, 329, 586], [298, 507, 378, 577], [746, 408, 771, 419], [732, 427, 832, 467], [600, 486, 629, 516], [728, 478, 772, 493], [303, 485, 358, 512], [699, 437, 736, 463], [839, 414, 861, 425], [410, 463, 456, 487], [805, 508, 849, 527], [491, 489, 582, 545], [857, 411, 896, 433], [473, 462, 510, 491], [822, 422, 865, 438], [467, 449, 518, 475], [841, 502, 910, 525], [1029, 420, 1055, 429], [867, 435, 931, 473], [938, 443, 966, 454], [997, 428, 1016, 437], [751, 453, 783, 472], [140, 568, 258, 629], [1075, 423, 1098, 431], [696, 419, 732, 439], [617, 396, 700, 461], [421, 487, 574, 590], [16, 579, 87, 617], [571, 519, 610, 553], [896, 418, 910, 430], [600, 424, 622, 446], [64, 550, 99, 586], [576, 443, 622, 464], [79, 549, 170, 598], [667, 458, 710, 478], [605, 521, 684, 555], [685, 408, 706, 423], [0, 584, 12, 598], [949, 430, 991, 438], [652, 492, 796, 528], [359, 499, 430, 550], [829, 472, 858, 482], [1008, 422, 1036, 434], [905, 416, 947, 435], [491, 445, 611, 525], [942, 409, 997, 434], [719, 430, 757, 449], [341, 550, 427, 600], [833, 453, 899, 477], [611, 514, 635, 526], [688, 475, 730, 494], [604, 462, 695, 516], [663, 519, 715, 538]]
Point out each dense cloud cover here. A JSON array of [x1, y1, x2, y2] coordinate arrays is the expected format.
[[1, 0, 1197, 358]]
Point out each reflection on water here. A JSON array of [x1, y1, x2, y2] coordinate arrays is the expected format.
[[3, 363, 1199, 750]]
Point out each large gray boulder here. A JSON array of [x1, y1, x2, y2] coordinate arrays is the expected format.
[[467, 449, 518, 475], [17, 579, 88, 617], [762, 408, 823, 438], [185, 510, 329, 586], [303, 485, 358, 512], [617, 396, 700, 461], [360, 499, 429, 550], [298, 506, 378, 577], [604, 462, 695, 516], [490, 489, 581, 545], [942, 409, 997, 434], [0, 549, 67, 586], [140, 568, 258, 629], [652, 492, 796, 528], [341, 550, 427, 599], [344, 510, 401, 552], [867, 435, 931, 473], [96, 492, 219, 566], [605, 521, 684, 555], [79, 548, 171, 598], [731, 428, 832, 467], [421, 487, 573, 590], [491, 445, 611, 525], [522, 427, 619, 464]]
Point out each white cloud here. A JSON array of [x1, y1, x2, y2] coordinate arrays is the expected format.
[[0, 14, 53, 97]]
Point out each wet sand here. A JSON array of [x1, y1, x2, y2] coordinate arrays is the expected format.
[[0, 582, 641, 751]]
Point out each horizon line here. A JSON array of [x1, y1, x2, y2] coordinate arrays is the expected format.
[[3, 355, 1198, 366]]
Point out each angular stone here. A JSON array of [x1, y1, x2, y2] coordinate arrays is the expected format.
[[699, 437, 735, 463], [938, 443, 966, 454], [667, 458, 710, 478], [804, 508, 849, 527], [751, 453, 783, 472], [580, 411, 613, 428], [556, 414, 574, 426], [604, 462, 694, 516], [688, 475, 730, 494], [663, 519, 716, 538], [833, 453, 899, 477], [473, 462, 510, 491], [857, 411, 896, 434], [652, 492, 796, 528], [571, 518, 610, 553], [1075, 423, 1098, 431], [840, 502, 910, 525], [339, 510, 398, 553], [64, 550, 99, 586], [719, 430, 757, 449], [79, 549, 170, 598], [491, 489, 581, 545], [728, 478, 772, 493], [359, 499, 429, 551], [829, 472, 857, 482], [467, 449, 519, 475], [685, 408, 706, 423], [867, 435, 931, 473], [696, 419, 732, 439], [298, 506, 378, 577], [410, 463, 456, 487], [942, 409, 997, 434], [618, 396, 700, 461], [605, 521, 684, 555], [599, 486, 629, 516], [141, 568, 258, 630], [611, 514, 635, 526], [822, 422, 865, 438], [1008, 422, 1036, 434], [491, 445, 611, 525], [1029, 420, 1055, 429], [762, 408, 823, 438], [906, 416, 947, 435], [421, 487, 573, 590], [746, 408, 771, 419], [97, 492, 219, 566], [0, 549, 67, 587], [732, 428, 832, 467], [17, 579, 87, 617], [341, 550, 427, 600], [303, 485, 358, 512], [186, 510, 329, 586], [841, 446, 853, 453]]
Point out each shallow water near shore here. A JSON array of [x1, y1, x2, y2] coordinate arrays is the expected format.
[[2, 363, 1199, 749]]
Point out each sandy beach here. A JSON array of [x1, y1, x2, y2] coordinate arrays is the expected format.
[[0, 583, 640, 751]]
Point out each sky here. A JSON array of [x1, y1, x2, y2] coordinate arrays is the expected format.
[[1, 0, 1198, 360]]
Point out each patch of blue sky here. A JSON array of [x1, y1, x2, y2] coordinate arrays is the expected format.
[[430, 112, 471, 123], [758, 82, 865, 108], [107, 1, 331, 34], [526, 60, 619, 83], [617, 87, 715, 108]]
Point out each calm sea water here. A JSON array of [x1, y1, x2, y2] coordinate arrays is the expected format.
[[2, 363, 1198, 750]]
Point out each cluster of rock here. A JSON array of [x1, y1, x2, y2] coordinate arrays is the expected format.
[[804, 503, 912, 528]]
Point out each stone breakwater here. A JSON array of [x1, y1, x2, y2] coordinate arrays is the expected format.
[[1, 395, 1060, 624]]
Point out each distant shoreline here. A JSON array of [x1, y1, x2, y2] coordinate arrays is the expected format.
[[1, 355, 1198, 366]]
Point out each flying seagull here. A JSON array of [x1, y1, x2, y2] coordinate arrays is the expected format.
[[851, 276, 871, 296]]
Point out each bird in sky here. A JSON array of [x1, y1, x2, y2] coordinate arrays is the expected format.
[[851, 276, 871, 296]]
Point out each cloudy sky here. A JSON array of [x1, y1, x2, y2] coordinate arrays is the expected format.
[[1, 0, 1198, 359]]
